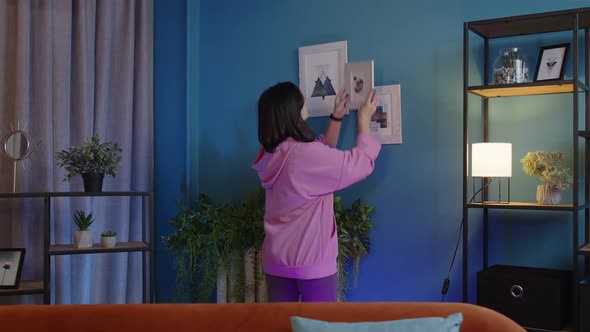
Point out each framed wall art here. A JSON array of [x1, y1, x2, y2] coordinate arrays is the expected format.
[[370, 84, 402, 145], [0, 248, 25, 289], [344, 60, 374, 110], [298, 41, 347, 117], [534, 43, 569, 81]]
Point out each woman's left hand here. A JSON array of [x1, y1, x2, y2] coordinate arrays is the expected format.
[[332, 88, 349, 119]]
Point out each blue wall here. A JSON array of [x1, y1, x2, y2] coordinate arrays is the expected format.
[[192, 0, 587, 303], [154, 0, 187, 302], [154, 0, 589, 303]]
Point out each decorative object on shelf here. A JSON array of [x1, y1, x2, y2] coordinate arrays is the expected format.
[[493, 48, 529, 84], [471, 143, 512, 203], [298, 41, 348, 117], [371, 84, 402, 145], [344, 60, 375, 110], [100, 231, 117, 248], [55, 134, 122, 192], [1, 121, 40, 192], [0, 248, 25, 289], [520, 151, 573, 204], [73, 210, 95, 248], [534, 43, 569, 81]]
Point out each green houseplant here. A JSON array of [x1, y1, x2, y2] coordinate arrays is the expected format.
[[521, 151, 573, 204], [163, 189, 374, 303], [100, 230, 118, 248], [73, 210, 95, 248], [55, 134, 122, 192]]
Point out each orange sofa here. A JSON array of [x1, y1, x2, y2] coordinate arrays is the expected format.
[[0, 301, 525, 331]]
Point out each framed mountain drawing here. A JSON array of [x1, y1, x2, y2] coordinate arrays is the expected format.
[[298, 41, 347, 117]]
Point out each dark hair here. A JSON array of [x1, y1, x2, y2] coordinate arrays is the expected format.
[[258, 81, 316, 153]]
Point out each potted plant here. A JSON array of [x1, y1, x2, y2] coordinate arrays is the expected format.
[[73, 210, 94, 248], [100, 230, 117, 248], [55, 134, 122, 192], [521, 151, 573, 204], [163, 189, 375, 303]]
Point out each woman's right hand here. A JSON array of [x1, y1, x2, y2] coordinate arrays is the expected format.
[[358, 90, 377, 134]]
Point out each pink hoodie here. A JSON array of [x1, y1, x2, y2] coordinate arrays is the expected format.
[[252, 132, 381, 280]]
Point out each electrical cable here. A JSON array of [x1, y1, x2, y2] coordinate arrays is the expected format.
[[441, 178, 493, 302]]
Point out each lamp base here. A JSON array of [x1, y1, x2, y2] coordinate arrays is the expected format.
[[472, 177, 510, 204]]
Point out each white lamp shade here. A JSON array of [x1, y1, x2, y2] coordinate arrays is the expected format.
[[471, 143, 512, 177]]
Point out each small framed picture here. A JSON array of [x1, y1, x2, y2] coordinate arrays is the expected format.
[[344, 60, 375, 110], [298, 41, 348, 117], [534, 43, 569, 81], [371, 85, 403, 145], [0, 248, 25, 289]]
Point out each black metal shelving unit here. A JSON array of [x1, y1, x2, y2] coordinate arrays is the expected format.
[[463, 7, 590, 332], [0, 191, 154, 304]]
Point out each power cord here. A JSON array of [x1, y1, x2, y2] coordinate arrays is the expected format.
[[441, 177, 493, 302]]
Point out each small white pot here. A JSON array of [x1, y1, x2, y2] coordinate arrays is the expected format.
[[101, 236, 117, 248], [74, 231, 93, 248]]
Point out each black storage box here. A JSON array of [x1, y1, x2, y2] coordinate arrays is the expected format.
[[581, 276, 590, 332], [477, 265, 571, 331]]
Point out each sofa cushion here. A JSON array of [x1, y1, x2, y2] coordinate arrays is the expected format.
[[291, 312, 463, 332]]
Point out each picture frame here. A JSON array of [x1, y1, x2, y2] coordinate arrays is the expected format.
[[298, 41, 348, 117], [371, 85, 402, 145], [534, 43, 569, 81], [344, 60, 375, 110], [0, 248, 25, 289]]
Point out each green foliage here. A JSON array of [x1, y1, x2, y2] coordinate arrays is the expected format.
[[73, 210, 95, 231], [163, 188, 374, 303], [334, 196, 375, 301], [162, 188, 266, 303], [55, 134, 122, 181], [101, 230, 117, 237], [521, 151, 573, 190]]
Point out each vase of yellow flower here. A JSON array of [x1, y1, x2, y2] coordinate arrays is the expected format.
[[521, 151, 573, 204]]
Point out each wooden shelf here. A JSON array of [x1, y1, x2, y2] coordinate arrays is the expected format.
[[49, 241, 150, 255], [468, 7, 590, 39], [580, 243, 590, 256], [468, 80, 588, 98], [0, 191, 151, 199], [0, 280, 44, 296], [467, 201, 587, 211]]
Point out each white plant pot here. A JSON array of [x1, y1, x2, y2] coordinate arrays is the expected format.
[[74, 230, 93, 248], [101, 236, 117, 248]]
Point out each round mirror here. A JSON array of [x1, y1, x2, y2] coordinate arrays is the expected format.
[[3, 131, 31, 161]]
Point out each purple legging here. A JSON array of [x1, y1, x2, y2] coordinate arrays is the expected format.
[[265, 273, 338, 302]]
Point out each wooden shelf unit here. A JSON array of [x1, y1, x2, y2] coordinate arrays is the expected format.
[[0, 191, 154, 304]]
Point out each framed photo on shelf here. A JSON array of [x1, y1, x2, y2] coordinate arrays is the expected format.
[[0, 248, 25, 289], [298, 41, 347, 117], [371, 85, 402, 145], [344, 60, 375, 110], [534, 43, 569, 81]]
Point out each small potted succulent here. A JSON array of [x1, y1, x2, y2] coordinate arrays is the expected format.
[[521, 151, 573, 204], [100, 230, 117, 248], [73, 210, 95, 248], [55, 134, 122, 192]]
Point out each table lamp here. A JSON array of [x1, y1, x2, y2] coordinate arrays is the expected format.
[[471, 142, 512, 203]]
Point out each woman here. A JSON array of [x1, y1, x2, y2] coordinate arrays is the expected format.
[[252, 81, 381, 302]]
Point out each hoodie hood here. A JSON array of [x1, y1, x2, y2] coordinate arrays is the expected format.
[[252, 138, 298, 189]]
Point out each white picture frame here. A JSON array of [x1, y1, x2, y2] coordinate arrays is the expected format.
[[370, 85, 402, 145], [298, 41, 347, 117], [344, 60, 374, 110]]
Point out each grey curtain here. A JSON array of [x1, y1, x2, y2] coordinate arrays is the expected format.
[[0, 0, 153, 304]]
